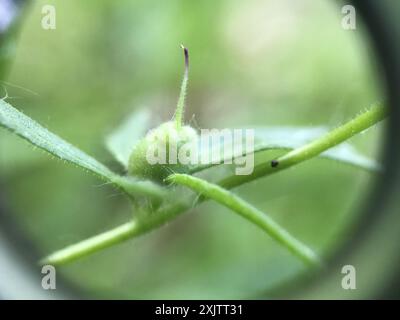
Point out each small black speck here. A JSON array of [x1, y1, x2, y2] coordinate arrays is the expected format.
[[271, 160, 279, 168]]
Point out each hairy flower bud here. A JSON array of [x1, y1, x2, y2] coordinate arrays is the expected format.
[[128, 121, 198, 182]]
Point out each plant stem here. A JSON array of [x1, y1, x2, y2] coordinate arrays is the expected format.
[[41, 221, 138, 265], [220, 104, 387, 189], [167, 174, 320, 266], [41, 201, 189, 266], [41, 104, 386, 266]]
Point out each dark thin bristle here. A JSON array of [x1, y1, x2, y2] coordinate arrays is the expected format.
[[181, 44, 189, 70], [271, 160, 279, 168]]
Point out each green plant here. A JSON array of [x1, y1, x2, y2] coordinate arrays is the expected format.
[[0, 46, 387, 268]]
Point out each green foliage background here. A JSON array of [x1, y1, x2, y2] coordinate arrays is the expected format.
[[0, 0, 384, 298]]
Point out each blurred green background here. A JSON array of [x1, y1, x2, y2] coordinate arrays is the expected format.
[[0, 0, 385, 298]]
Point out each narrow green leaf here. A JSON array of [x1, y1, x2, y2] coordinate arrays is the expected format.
[[106, 108, 151, 168], [0, 99, 113, 178], [0, 99, 164, 199]]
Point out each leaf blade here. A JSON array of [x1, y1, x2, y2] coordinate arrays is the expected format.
[[0, 99, 165, 199], [0, 99, 116, 179]]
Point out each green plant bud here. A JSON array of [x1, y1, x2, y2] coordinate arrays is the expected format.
[[128, 121, 198, 182], [128, 45, 197, 183]]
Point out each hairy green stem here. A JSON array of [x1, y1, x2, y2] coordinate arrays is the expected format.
[[167, 174, 320, 266], [41, 104, 386, 266], [41, 201, 188, 266], [41, 221, 138, 265], [220, 104, 387, 189]]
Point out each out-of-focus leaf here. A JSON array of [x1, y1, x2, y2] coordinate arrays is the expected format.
[[189, 126, 381, 173], [106, 108, 151, 169], [0, 99, 165, 198]]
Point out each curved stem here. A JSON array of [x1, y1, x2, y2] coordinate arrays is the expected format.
[[220, 104, 387, 189], [167, 174, 320, 266], [41, 104, 387, 266], [189, 145, 379, 175]]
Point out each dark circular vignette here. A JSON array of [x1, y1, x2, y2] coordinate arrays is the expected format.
[[274, 0, 400, 299], [336, 0, 400, 299], [334, 0, 400, 299], [0, 0, 399, 299]]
